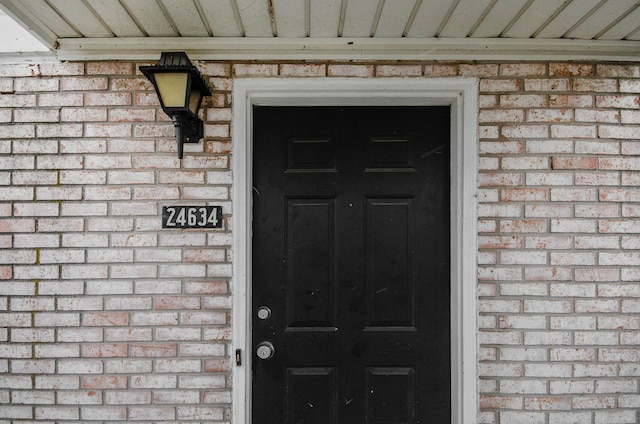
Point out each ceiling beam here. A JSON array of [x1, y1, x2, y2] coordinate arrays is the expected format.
[[55, 37, 640, 62]]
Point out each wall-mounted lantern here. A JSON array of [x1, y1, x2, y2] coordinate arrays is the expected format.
[[140, 52, 211, 159]]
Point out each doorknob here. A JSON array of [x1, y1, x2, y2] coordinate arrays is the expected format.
[[256, 341, 275, 360]]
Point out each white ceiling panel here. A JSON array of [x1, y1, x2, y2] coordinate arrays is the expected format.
[[471, 0, 530, 38], [310, 0, 341, 37], [21, 0, 80, 38], [49, 0, 111, 37], [374, 0, 418, 38], [439, 0, 494, 38], [0, 0, 637, 60], [273, 0, 307, 37], [535, 0, 601, 39], [235, 0, 273, 36], [161, 0, 209, 37], [200, 0, 243, 37], [565, 0, 638, 40], [502, 0, 567, 38], [405, 0, 456, 38], [87, 0, 144, 37], [122, 0, 177, 36], [598, 5, 640, 40], [342, 0, 380, 37]]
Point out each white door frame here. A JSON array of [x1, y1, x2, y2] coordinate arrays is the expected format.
[[232, 78, 478, 424]]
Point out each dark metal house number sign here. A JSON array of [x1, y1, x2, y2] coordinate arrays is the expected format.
[[162, 206, 222, 229]]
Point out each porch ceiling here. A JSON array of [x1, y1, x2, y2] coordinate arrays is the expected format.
[[1, 0, 639, 61]]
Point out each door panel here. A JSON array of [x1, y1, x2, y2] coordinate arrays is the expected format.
[[366, 197, 415, 328], [286, 197, 337, 328], [252, 106, 451, 423]]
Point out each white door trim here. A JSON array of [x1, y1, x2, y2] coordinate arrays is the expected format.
[[232, 77, 478, 424]]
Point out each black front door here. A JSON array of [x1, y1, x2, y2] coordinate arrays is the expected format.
[[252, 106, 451, 423]]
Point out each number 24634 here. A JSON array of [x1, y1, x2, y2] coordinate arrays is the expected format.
[[162, 206, 222, 229]]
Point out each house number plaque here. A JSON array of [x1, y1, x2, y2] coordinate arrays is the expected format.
[[162, 206, 222, 229]]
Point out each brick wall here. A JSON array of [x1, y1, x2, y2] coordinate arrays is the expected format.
[[0, 60, 639, 423]]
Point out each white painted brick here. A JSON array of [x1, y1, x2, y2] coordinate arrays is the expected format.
[[549, 347, 595, 361], [11, 390, 56, 404], [575, 332, 619, 346], [0, 405, 34, 419], [599, 125, 640, 139], [550, 283, 595, 297], [594, 411, 636, 424], [178, 343, 226, 357], [500, 251, 547, 264], [549, 411, 593, 424], [479, 330, 522, 345], [525, 363, 572, 378], [57, 359, 103, 373], [524, 332, 571, 346], [178, 374, 226, 389], [549, 316, 596, 330], [479, 299, 522, 313], [502, 156, 549, 170], [618, 394, 640, 407], [574, 364, 618, 377], [595, 379, 638, 394], [158, 264, 206, 278], [550, 252, 596, 265], [599, 251, 640, 265], [500, 94, 546, 108], [104, 359, 152, 374], [10, 297, 55, 312], [499, 315, 546, 329], [81, 407, 128, 420], [105, 327, 152, 341], [105, 390, 151, 405], [478, 203, 522, 217], [524, 299, 573, 315], [525, 235, 572, 249], [155, 359, 201, 373], [571, 393, 618, 411], [34, 344, 79, 358], [177, 406, 225, 420], [575, 140, 620, 155], [598, 283, 640, 297], [500, 283, 547, 297], [152, 390, 198, 404], [598, 315, 640, 330], [155, 327, 202, 341], [575, 299, 620, 313]]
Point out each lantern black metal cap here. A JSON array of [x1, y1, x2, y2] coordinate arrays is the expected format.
[[156, 51, 193, 67], [140, 52, 211, 159]]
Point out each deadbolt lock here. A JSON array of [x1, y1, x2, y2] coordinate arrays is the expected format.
[[256, 341, 275, 360], [257, 306, 272, 320]]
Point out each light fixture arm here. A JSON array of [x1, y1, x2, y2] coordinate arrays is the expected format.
[[173, 114, 204, 160]]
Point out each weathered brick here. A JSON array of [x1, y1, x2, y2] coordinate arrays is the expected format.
[[525, 78, 569, 92], [597, 64, 640, 78], [599, 125, 640, 139], [501, 94, 546, 108], [550, 63, 593, 76], [549, 94, 594, 108], [597, 94, 639, 109], [61, 77, 108, 91], [573, 79, 618, 92]]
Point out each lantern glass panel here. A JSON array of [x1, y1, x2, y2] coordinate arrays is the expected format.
[[189, 90, 203, 115], [154, 72, 189, 108]]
